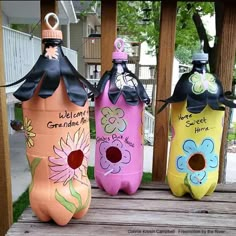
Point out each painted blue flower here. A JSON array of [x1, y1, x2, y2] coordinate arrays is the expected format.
[[176, 138, 218, 185]]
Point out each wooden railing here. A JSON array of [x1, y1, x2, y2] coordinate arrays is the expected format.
[[3, 26, 78, 94]]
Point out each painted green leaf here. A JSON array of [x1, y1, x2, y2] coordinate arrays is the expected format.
[[55, 189, 77, 213], [184, 174, 194, 198], [165, 175, 168, 184], [29, 157, 42, 193], [69, 180, 82, 208], [75, 187, 91, 213]]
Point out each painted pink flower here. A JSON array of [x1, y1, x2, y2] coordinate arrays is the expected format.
[[99, 139, 131, 175], [48, 128, 90, 185]]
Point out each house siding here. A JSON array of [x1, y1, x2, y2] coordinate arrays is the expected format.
[[61, 14, 100, 78], [2, 11, 9, 26], [69, 20, 87, 77]]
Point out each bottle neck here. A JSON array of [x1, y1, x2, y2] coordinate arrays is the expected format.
[[192, 61, 207, 74], [113, 60, 128, 73], [42, 39, 64, 58]]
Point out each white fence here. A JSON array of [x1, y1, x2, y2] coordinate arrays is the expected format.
[[3, 26, 78, 94], [144, 110, 155, 145]]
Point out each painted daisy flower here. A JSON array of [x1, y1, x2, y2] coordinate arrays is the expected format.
[[48, 128, 90, 186], [101, 107, 127, 134], [99, 139, 131, 175], [176, 138, 218, 185], [23, 117, 36, 148]]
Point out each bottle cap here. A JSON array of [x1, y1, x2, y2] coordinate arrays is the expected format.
[[192, 52, 208, 62], [192, 40, 208, 62], [42, 12, 62, 40], [112, 38, 128, 61]]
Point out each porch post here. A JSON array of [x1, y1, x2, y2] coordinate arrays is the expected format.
[[101, 0, 117, 75], [215, 1, 236, 183], [0, 2, 13, 235], [152, 0, 177, 182]]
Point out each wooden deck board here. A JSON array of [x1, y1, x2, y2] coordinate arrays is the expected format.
[[92, 189, 236, 203], [19, 208, 236, 228], [7, 183, 236, 235], [137, 182, 236, 192], [7, 223, 235, 236]]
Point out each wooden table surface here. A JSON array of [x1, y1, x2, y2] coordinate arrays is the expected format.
[[6, 182, 236, 236]]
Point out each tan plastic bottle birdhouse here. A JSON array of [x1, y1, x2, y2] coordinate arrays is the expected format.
[[8, 13, 98, 225]]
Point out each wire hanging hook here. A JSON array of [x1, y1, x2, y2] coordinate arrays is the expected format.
[[114, 38, 125, 52], [44, 12, 59, 30]]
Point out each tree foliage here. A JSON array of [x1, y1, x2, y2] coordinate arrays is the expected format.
[[118, 2, 159, 50], [117, 1, 215, 66]]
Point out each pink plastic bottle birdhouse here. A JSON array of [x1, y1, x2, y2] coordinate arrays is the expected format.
[[95, 38, 150, 195]]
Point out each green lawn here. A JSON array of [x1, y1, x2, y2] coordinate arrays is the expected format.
[[90, 118, 96, 139], [13, 188, 29, 222], [228, 133, 236, 142], [15, 103, 23, 122], [13, 167, 152, 222]]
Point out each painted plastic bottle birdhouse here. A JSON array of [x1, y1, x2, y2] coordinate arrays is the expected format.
[[10, 13, 98, 225], [159, 49, 236, 200], [95, 38, 150, 195]]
